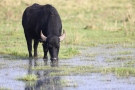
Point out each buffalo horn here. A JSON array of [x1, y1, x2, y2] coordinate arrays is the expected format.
[[40, 30, 47, 41], [59, 29, 66, 42]]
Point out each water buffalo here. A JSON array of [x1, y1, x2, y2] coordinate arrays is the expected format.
[[22, 3, 66, 62]]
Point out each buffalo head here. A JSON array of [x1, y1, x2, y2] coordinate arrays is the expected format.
[[41, 30, 66, 62]]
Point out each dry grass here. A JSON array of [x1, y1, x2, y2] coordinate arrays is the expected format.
[[1, 0, 135, 32], [0, 0, 135, 58]]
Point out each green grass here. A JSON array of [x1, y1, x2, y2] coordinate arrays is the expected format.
[[0, 88, 10, 90], [31, 65, 135, 77], [110, 50, 133, 56], [1, 1, 135, 89], [0, 86, 10, 90], [0, 0, 135, 59], [101, 67, 135, 77], [17, 74, 37, 81], [123, 60, 135, 67], [0, 0, 135, 79], [114, 56, 133, 61], [32, 65, 94, 76], [59, 47, 80, 59]]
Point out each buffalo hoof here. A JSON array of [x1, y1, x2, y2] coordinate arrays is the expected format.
[[43, 57, 48, 65], [44, 58, 48, 60], [29, 56, 33, 59], [43, 59, 47, 65], [51, 61, 58, 67]]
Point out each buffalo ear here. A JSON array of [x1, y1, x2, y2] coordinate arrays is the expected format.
[[41, 30, 47, 41], [59, 29, 66, 42]]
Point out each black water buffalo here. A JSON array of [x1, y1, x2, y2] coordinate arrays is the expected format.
[[22, 3, 66, 62]]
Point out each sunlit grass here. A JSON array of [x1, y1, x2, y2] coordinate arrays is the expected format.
[[0, 0, 135, 59], [59, 46, 80, 59], [0, 88, 10, 90], [101, 67, 135, 77], [31, 65, 135, 77], [117, 51, 133, 55], [17, 74, 37, 81], [124, 60, 135, 67], [32, 65, 94, 76]]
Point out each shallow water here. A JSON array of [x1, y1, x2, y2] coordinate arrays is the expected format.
[[62, 75, 135, 90], [0, 44, 135, 90]]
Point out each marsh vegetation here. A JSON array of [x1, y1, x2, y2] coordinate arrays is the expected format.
[[0, 0, 135, 58], [0, 0, 135, 90]]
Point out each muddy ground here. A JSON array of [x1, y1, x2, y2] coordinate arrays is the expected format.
[[0, 44, 135, 90]]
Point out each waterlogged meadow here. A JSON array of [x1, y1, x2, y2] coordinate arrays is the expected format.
[[0, 0, 135, 90], [0, 0, 135, 58]]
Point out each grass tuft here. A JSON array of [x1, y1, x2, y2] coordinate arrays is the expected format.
[[101, 67, 135, 77], [17, 74, 37, 81]]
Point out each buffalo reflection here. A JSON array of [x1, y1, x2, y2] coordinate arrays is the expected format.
[[25, 58, 62, 90]]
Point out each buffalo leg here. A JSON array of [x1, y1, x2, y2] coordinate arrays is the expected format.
[[34, 40, 39, 58], [24, 30, 33, 58], [42, 43, 48, 61], [26, 38, 32, 58]]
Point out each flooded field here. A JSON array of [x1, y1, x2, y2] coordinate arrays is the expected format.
[[0, 44, 135, 90]]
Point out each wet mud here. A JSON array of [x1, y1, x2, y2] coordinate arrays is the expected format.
[[0, 44, 135, 90]]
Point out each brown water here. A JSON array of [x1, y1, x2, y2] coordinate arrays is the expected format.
[[0, 44, 135, 90]]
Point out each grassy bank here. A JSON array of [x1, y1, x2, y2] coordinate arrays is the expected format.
[[0, 0, 135, 58]]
